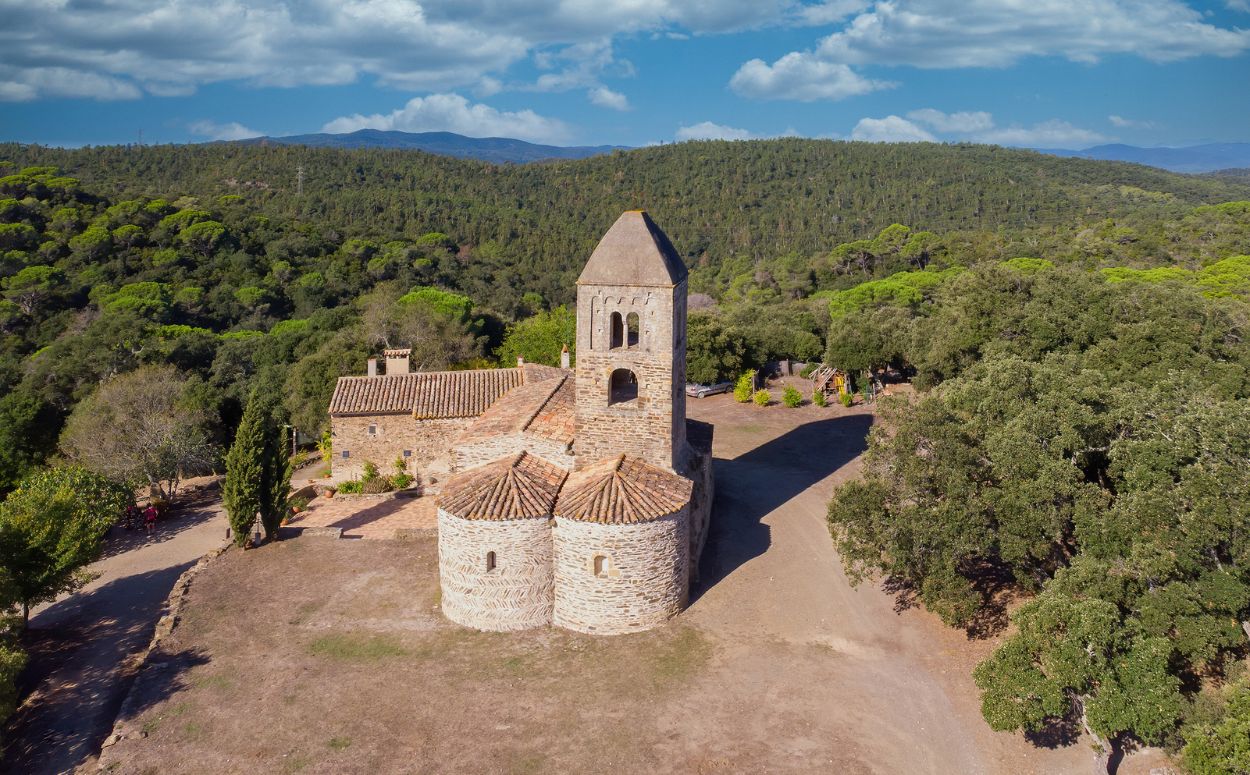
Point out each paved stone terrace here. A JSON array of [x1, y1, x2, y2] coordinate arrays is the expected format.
[[285, 492, 437, 539]]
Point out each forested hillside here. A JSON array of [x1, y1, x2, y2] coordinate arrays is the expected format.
[[3, 140, 1250, 769], [6, 140, 1248, 310]]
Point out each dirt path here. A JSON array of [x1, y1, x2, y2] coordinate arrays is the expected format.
[[2, 484, 229, 775], [680, 393, 1092, 774]]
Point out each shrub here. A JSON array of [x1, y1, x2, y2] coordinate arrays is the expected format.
[[336, 480, 363, 494], [290, 451, 309, 470], [391, 473, 414, 490], [839, 391, 854, 408], [782, 385, 803, 408], [361, 460, 380, 482], [734, 371, 756, 403], [799, 362, 819, 378], [361, 477, 390, 495], [752, 389, 771, 407], [813, 390, 828, 407], [393, 457, 407, 474], [318, 431, 332, 465]]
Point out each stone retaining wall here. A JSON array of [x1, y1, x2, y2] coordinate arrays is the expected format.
[[437, 508, 554, 631], [552, 510, 689, 635]]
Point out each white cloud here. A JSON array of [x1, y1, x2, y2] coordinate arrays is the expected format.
[[1227, 0, 1249, 11], [729, 0, 1250, 104], [854, 109, 1108, 147], [850, 116, 937, 142], [321, 93, 571, 144], [907, 108, 994, 133], [676, 121, 757, 141], [189, 120, 262, 141], [0, 0, 824, 102], [1108, 114, 1155, 129], [794, 0, 869, 25], [588, 86, 630, 111], [730, 53, 894, 101], [974, 119, 1108, 148], [815, 0, 1250, 68]]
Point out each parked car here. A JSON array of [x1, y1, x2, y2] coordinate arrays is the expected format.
[[685, 381, 733, 398]]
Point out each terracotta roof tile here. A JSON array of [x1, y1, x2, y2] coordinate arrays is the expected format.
[[329, 368, 524, 418], [411, 368, 524, 419], [439, 452, 567, 521], [456, 374, 574, 446], [525, 377, 575, 443], [554, 455, 692, 524], [328, 373, 425, 415]]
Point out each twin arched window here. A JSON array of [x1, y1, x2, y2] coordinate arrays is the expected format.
[[608, 311, 641, 350]]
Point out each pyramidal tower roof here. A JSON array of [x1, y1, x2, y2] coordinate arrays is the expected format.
[[577, 210, 688, 288]]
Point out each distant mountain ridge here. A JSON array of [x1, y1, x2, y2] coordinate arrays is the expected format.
[[234, 129, 629, 164], [1036, 142, 1250, 174]]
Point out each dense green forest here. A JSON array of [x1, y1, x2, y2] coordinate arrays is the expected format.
[[2, 139, 1250, 769]]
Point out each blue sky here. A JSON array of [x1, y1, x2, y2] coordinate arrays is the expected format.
[[1, 0, 1248, 149]]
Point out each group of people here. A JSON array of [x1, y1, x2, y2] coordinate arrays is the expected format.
[[122, 503, 160, 533]]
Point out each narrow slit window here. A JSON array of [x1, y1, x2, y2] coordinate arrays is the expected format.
[[486, 551, 497, 572]]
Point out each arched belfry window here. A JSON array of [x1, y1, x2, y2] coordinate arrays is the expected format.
[[609, 312, 624, 349], [593, 554, 612, 578], [609, 368, 638, 405], [626, 312, 640, 350]]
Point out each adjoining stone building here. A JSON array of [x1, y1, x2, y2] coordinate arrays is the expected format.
[[328, 210, 714, 635]]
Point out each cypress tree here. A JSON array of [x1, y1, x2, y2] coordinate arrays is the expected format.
[[224, 390, 292, 546], [223, 392, 265, 547]]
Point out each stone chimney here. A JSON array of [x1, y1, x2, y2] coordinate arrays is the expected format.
[[367, 358, 378, 377], [384, 348, 411, 375], [560, 344, 570, 370]]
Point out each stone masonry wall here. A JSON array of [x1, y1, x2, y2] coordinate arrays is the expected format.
[[574, 281, 687, 471], [684, 449, 714, 579], [453, 434, 575, 473], [552, 510, 689, 634], [437, 508, 554, 631], [332, 416, 469, 481]]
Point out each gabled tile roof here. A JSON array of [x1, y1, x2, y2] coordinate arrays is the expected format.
[[410, 368, 525, 419], [328, 373, 425, 416], [456, 373, 574, 446], [554, 455, 692, 524], [328, 367, 525, 418], [439, 452, 567, 521]]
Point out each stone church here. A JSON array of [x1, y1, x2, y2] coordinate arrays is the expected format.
[[328, 211, 714, 634]]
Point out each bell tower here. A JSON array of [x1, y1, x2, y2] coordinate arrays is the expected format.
[[573, 211, 688, 472]]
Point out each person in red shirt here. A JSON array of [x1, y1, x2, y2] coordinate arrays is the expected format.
[[143, 504, 158, 533]]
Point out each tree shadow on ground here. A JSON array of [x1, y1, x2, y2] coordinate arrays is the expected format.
[[1024, 717, 1082, 749], [693, 414, 873, 602], [329, 497, 412, 533], [98, 482, 224, 562], [2, 564, 196, 775]]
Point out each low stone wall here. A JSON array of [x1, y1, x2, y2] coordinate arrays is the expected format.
[[332, 416, 469, 481], [437, 508, 554, 631], [552, 510, 689, 635], [453, 433, 575, 473]]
